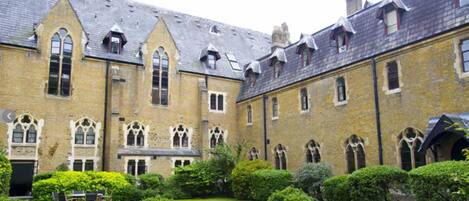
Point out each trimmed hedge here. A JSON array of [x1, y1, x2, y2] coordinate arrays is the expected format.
[[348, 166, 408, 201], [0, 152, 12, 196], [249, 169, 293, 201], [138, 173, 164, 190], [231, 160, 272, 200], [293, 162, 332, 199], [409, 161, 469, 201], [323, 175, 351, 201], [173, 161, 218, 197], [32, 171, 131, 201], [267, 186, 316, 201]]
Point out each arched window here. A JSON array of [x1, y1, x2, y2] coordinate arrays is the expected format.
[[209, 127, 225, 148], [274, 144, 287, 170], [249, 147, 260, 160], [345, 135, 366, 173], [152, 47, 169, 105], [306, 140, 321, 163], [247, 105, 253, 125], [74, 118, 97, 145], [11, 114, 39, 144], [172, 125, 190, 148], [48, 28, 73, 96], [398, 128, 426, 171], [125, 122, 146, 147], [336, 77, 347, 102]]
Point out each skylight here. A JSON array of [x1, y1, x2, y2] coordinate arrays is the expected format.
[[226, 53, 242, 71]]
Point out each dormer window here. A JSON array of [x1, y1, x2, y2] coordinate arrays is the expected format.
[[244, 61, 261, 87], [111, 36, 121, 54], [337, 32, 348, 53], [268, 48, 287, 78], [273, 60, 282, 78], [377, 0, 409, 35], [296, 34, 317, 68], [330, 17, 355, 54], [300, 48, 311, 67], [200, 43, 221, 69], [103, 23, 127, 54]]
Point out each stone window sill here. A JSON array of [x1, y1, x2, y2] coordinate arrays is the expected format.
[[246, 123, 253, 127], [74, 144, 96, 148], [272, 117, 279, 121], [461, 71, 469, 79], [385, 88, 401, 95], [11, 143, 36, 147], [334, 100, 348, 107]]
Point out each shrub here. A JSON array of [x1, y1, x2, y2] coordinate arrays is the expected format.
[[231, 160, 272, 200], [0, 152, 12, 196], [112, 185, 145, 201], [409, 161, 469, 201], [142, 196, 174, 201], [173, 161, 218, 197], [323, 175, 351, 201], [138, 173, 164, 190], [160, 176, 191, 199], [33, 172, 54, 182], [249, 169, 293, 201], [347, 166, 408, 201], [55, 163, 69, 171], [293, 163, 332, 200], [268, 186, 316, 201]]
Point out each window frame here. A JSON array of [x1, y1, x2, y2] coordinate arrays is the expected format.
[[226, 53, 242, 71], [306, 140, 321, 163], [172, 158, 193, 168], [72, 118, 99, 147], [336, 32, 349, 53], [249, 147, 260, 161], [274, 144, 287, 170], [387, 61, 400, 90], [299, 47, 312, 68], [460, 39, 469, 73], [209, 127, 226, 149], [384, 8, 400, 35], [171, 124, 192, 149], [110, 36, 121, 54], [273, 60, 283, 78], [152, 47, 170, 106], [271, 97, 279, 120], [206, 54, 217, 69], [398, 128, 426, 171], [72, 159, 95, 171], [208, 91, 226, 113], [335, 77, 348, 105], [124, 121, 148, 148], [9, 114, 42, 145], [344, 135, 366, 173], [125, 157, 150, 177], [300, 88, 310, 112], [247, 105, 253, 126], [47, 28, 73, 97]]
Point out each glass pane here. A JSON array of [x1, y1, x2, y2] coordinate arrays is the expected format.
[[61, 58, 72, 96], [63, 36, 73, 56], [400, 143, 412, 171], [346, 146, 355, 173], [48, 55, 60, 95], [230, 61, 241, 71], [86, 129, 95, 145], [127, 133, 135, 146], [84, 160, 94, 171], [414, 140, 426, 168], [183, 160, 190, 166], [127, 160, 135, 175], [161, 89, 168, 105], [461, 40, 469, 51], [137, 132, 144, 146], [217, 95, 224, 111], [313, 149, 321, 163], [12, 124, 23, 143], [137, 160, 146, 175], [75, 127, 84, 144], [210, 94, 217, 110], [152, 88, 160, 105], [464, 62, 469, 73], [461, 0, 469, 6], [153, 52, 160, 67], [226, 53, 237, 62], [73, 160, 83, 171], [26, 126, 37, 143], [173, 134, 180, 147], [182, 133, 188, 147], [357, 145, 366, 169], [175, 160, 182, 167]]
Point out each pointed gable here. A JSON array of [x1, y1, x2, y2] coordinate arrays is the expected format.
[[296, 34, 318, 54], [376, 0, 410, 19], [329, 17, 356, 40]]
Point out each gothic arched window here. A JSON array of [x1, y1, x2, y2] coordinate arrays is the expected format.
[[11, 114, 40, 144], [74, 118, 97, 145], [398, 128, 426, 171], [209, 127, 225, 148], [172, 125, 190, 148], [249, 147, 260, 161], [125, 122, 146, 147], [345, 135, 366, 173], [48, 28, 73, 96], [274, 144, 287, 170], [306, 140, 321, 163], [152, 47, 169, 105]]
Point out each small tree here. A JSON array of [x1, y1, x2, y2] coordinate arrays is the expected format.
[[0, 150, 12, 196], [293, 163, 332, 200]]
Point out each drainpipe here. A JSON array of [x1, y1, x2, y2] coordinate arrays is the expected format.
[[262, 94, 268, 160], [102, 61, 110, 171], [371, 58, 384, 165]]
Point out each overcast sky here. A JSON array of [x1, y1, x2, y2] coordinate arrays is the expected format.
[[134, 0, 379, 40]]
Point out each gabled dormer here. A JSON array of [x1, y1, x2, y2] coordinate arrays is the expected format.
[[376, 0, 410, 35], [330, 17, 356, 53], [268, 48, 287, 78], [199, 43, 221, 69], [296, 34, 318, 67], [244, 61, 261, 86], [103, 23, 127, 54]]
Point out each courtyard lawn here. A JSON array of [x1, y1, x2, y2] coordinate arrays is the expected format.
[[178, 198, 239, 201]]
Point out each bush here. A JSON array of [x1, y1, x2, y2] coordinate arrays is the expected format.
[[409, 161, 469, 201], [160, 176, 191, 199], [32, 171, 131, 201], [347, 166, 408, 201], [0, 152, 12, 196], [323, 175, 351, 201], [142, 196, 174, 201], [173, 161, 218, 197], [249, 169, 293, 201], [33, 172, 54, 182], [231, 160, 272, 200], [293, 163, 332, 200], [268, 186, 316, 201], [138, 173, 164, 190]]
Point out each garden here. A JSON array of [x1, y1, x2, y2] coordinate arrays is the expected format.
[[0, 142, 468, 201]]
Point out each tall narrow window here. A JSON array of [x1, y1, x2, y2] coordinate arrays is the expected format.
[[300, 48, 311, 67], [111, 36, 121, 54], [125, 122, 146, 147], [247, 105, 253, 125], [385, 9, 398, 34], [337, 32, 348, 53], [207, 54, 217, 69], [209, 127, 225, 148], [274, 144, 287, 170], [74, 118, 97, 145], [272, 97, 279, 119], [345, 135, 366, 173], [152, 48, 169, 105], [398, 128, 426, 171], [11, 114, 39, 144], [249, 147, 259, 161], [172, 125, 190, 148], [460, 39, 469, 73], [137, 160, 146, 175], [306, 140, 321, 163], [273, 60, 282, 78], [300, 88, 309, 111], [208, 92, 225, 112], [127, 160, 136, 175], [387, 61, 400, 90], [336, 77, 347, 102], [48, 28, 73, 96]]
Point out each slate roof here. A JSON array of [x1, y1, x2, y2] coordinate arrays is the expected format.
[[0, 0, 271, 80], [238, 0, 469, 102]]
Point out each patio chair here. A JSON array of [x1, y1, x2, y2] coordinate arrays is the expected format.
[[85, 192, 98, 201], [52, 192, 68, 201]]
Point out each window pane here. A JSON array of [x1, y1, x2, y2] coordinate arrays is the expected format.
[[61, 57, 72, 96], [461, 0, 469, 7], [175, 160, 182, 167], [400, 143, 412, 171], [183, 160, 191, 166], [137, 131, 144, 146], [26, 126, 37, 143], [12, 124, 23, 143], [182, 133, 189, 147], [86, 129, 95, 145], [73, 160, 83, 171], [346, 146, 355, 173], [75, 127, 84, 144], [337, 78, 346, 102], [137, 160, 146, 175], [207, 54, 216, 69], [464, 62, 469, 73], [387, 62, 400, 90], [127, 133, 135, 146], [127, 160, 135, 175], [386, 10, 398, 34], [84, 160, 94, 171], [161, 89, 168, 105], [173, 133, 180, 148], [461, 40, 469, 51], [247, 106, 252, 123], [63, 36, 73, 56], [210, 134, 217, 148], [210, 94, 217, 110], [48, 55, 60, 95], [217, 95, 224, 111], [414, 140, 426, 168], [357, 145, 366, 169]]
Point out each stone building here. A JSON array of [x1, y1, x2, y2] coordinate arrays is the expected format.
[[0, 0, 468, 197]]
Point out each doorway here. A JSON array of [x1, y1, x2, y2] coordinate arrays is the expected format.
[[9, 161, 35, 197]]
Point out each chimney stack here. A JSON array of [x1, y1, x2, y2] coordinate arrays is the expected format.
[[271, 22, 290, 52], [346, 0, 363, 16]]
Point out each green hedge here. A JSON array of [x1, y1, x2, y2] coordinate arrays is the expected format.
[[231, 160, 271, 200], [267, 186, 316, 201], [138, 173, 164, 190], [323, 175, 351, 201], [32, 171, 131, 201], [348, 166, 408, 201], [173, 161, 218, 197], [409, 161, 469, 201], [0, 152, 12, 196], [249, 169, 293, 201], [293, 162, 332, 199], [142, 196, 174, 201]]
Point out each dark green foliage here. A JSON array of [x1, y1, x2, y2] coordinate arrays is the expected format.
[[55, 163, 69, 171], [33, 172, 54, 182], [348, 166, 408, 201], [112, 185, 145, 201], [138, 173, 164, 190], [249, 169, 293, 201], [123, 173, 137, 186], [293, 163, 332, 200], [173, 161, 218, 197], [409, 161, 469, 201], [142, 196, 174, 201], [207, 144, 244, 195], [231, 160, 272, 200], [160, 176, 191, 199], [0, 151, 12, 196], [267, 186, 316, 201], [323, 175, 351, 201]]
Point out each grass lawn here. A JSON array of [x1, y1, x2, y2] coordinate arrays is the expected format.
[[178, 198, 239, 201]]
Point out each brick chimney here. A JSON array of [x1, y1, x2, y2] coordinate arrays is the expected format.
[[346, 0, 363, 16], [271, 22, 290, 52]]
